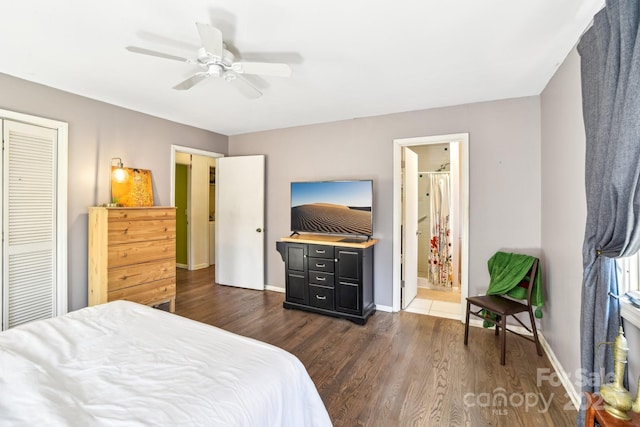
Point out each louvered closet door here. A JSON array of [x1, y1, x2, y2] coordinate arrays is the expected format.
[[2, 120, 58, 329]]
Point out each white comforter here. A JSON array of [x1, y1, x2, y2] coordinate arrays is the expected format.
[[0, 300, 332, 426]]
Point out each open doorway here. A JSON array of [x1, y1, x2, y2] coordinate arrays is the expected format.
[[170, 148, 266, 291], [170, 145, 223, 271], [392, 133, 469, 321], [175, 162, 189, 268]]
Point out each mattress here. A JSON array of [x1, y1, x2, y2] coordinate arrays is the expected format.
[[0, 300, 332, 426]]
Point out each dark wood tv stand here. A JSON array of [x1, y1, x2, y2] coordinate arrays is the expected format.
[[276, 234, 377, 325]]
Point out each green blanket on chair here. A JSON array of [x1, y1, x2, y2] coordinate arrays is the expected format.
[[486, 251, 544, 319]]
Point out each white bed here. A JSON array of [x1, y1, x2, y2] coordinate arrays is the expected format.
[[0, 300, 332, 426]]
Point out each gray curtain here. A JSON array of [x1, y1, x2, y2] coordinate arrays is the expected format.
[[577, 0, 640, 425]]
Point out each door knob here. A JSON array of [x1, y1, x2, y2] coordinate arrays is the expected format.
[[256, 228, 262, 232]]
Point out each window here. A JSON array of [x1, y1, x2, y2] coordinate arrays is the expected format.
[[617, 253, 640, 329], [617, 253, 640, 295]]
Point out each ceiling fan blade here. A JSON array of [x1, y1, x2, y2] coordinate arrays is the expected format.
[[196, 22, 223, 58], [233, 61, 292, 77], [126, 46, 190, 62], [173, 72, 209, 91], [224, 72, 262, 99]]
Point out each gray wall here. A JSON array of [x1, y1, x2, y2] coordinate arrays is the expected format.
[[0, 73, 228, 311], [229, 97, 542, 307], [540, 47, 586, 395]]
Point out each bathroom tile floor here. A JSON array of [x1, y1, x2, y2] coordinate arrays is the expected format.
[[405, 287, 462, 320]]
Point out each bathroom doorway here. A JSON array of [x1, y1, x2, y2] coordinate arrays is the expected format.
[[412, 144, 461, 315], [416, 146, 459, 289], [393, 133, 469, 320]]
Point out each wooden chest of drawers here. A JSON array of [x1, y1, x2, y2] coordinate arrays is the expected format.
[[88, 207, 177, 311]]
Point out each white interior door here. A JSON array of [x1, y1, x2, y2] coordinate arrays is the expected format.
[[3, 120, 57, 329], [402, 147, 418, 309], [215, 155, 264, 290]]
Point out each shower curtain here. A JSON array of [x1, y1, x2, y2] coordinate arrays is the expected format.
[[428, 173, 452, 287]]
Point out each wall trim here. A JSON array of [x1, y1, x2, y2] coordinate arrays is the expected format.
[[539, 334, 580, 410], [375, 304, 393, 313], [192, 263, 210, 270]]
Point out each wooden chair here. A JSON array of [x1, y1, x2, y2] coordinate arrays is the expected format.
[[463, 258, 543, 365]]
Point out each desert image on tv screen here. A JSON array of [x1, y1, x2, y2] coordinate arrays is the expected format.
[[291, 181, 372, 236]]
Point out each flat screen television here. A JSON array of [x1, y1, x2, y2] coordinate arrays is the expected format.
[[290, 180, 373, 238]]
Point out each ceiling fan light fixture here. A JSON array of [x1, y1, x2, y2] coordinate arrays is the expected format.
[[209, 64, 222, 77], [127, 22, 291, 97], [223, 72, 237, 82]]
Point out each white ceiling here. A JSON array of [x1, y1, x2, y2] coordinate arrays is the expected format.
[[0, 0, 603, 136]]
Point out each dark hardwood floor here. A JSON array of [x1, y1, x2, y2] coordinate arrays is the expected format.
[[175, 267, 576, 427]]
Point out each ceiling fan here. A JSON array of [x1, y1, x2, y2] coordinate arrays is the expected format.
[[126, 22, 292, 98]]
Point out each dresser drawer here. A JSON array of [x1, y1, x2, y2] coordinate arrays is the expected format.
[[108, 278, 175, 306], [308, 271, 334, 287], [108, 219, 176, 244], [108, 208, 176, 221], [308, 257, 334, 273], [308, 285, 335, 311], [308, 245, 333, 259], [108, 240, 176, 268], [108, 259, 175, 292]]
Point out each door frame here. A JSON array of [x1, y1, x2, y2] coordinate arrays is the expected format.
[[392, 133, 469, 320], [170, 145, 223, 271]]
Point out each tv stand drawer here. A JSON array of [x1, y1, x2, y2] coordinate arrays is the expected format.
[[308, 257, 334, 273], [309, 285, 335, 311], [309, 271, 334, 287], [309, 245, 333, 258]]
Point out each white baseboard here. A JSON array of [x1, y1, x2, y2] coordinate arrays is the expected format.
[[265, 285, 285, 293], [468, 320, 579, 410], [193, 263, 210, 270], [539, 334, 580, 410], [375, 304, 393, 312], [176, 263, 188, 269]]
